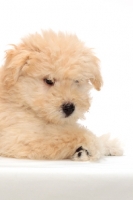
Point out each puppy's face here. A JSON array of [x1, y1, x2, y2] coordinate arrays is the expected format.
[[1, 31, 103, 124]]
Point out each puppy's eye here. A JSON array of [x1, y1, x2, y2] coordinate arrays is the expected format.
[[44, 79, 54, 86], [75, 80, 79, 83]]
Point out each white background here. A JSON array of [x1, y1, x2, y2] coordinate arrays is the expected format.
[[0, 0, 133, 155]]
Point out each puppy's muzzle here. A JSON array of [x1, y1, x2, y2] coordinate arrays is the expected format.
[[62, 103, 75, 117]]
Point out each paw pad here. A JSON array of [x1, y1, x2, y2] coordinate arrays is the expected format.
[[72, 146, 90, 161]]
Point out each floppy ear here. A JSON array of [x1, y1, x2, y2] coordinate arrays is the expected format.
[[1, 48, 30, 88], [85, 50, 103, 91], [89, 62, 103, 91]]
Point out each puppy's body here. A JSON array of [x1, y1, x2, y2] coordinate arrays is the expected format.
[[0, 97, 101, 160], [0, 31, 123, 160]]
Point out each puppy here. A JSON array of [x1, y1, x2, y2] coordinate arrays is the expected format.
[[0, 30, 123, 161]]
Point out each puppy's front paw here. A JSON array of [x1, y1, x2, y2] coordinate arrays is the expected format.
[[71, 146, 90, 161]]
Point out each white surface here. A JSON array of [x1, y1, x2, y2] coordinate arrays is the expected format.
[[0, 1, 133, 200], [0, 156, 133, 200]]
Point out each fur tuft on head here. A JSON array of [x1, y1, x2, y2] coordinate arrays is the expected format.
[[1, 30, 102, 90]]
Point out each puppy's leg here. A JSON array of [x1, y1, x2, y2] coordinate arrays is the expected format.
[[71, 129, 102, 161], [0, 124, 102, 161], [71, 133, 123, 160]]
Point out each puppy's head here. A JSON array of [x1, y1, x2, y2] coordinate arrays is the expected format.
[[1, 30, 103, 124]]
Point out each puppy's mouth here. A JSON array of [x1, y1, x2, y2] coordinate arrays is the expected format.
[[61, 103, 75, 117]]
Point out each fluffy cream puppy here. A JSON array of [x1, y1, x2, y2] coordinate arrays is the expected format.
[[0, 31, 123, 161]]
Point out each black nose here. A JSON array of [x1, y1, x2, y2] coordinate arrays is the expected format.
[[62, 103, 75, 117]]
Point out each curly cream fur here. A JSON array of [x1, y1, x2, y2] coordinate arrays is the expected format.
[[0, 30, 123, 160]]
